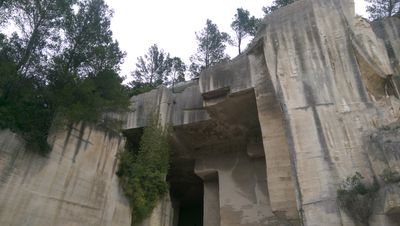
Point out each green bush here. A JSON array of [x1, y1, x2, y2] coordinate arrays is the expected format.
[[337, 172, 379, 226], [117, 113, 170, 225]]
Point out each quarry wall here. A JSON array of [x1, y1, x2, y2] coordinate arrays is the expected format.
[[0, 125, 131, 226], [0, 0, 399, 225], [125, 0, 400, 225]]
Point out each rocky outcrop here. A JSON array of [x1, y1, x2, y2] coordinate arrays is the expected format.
[[0, 0, 399, 226], [125, 0, 400, 225], [372, 17, 400, 76], [0, 125, 130, 226]]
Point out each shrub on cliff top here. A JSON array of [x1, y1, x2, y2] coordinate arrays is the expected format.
[[117, 113, 170, 225]]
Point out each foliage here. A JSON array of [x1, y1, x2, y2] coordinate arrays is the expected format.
[[131, 44, 186, 90], [263, 0, 297, 14], [189, 19, 230, 78], [167, 57, 186, 86], [337, 172, 380, 226], [116, 113, 170, 225], [0, 0, 129, 154], [132, 44, 171, 86], [127, 82, 157, 97], [366, 0, 400, 20], [380, 168, 400, 184], [48, 69, 129, 124], [231, 8, 261, 54], [0, 32, 54, 154]]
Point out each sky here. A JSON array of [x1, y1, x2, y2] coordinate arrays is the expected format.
[[104, 0, 368, 80]]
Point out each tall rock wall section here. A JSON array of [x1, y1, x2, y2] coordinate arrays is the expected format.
[[0, 0, 399, 226], [125, 0, 400, 225], [0, 124, 131, 226]]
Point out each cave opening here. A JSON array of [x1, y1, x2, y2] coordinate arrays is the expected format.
[[167, 159, 204, 226]]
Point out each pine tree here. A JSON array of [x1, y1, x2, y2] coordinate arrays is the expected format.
[[366, 0, 400, 20], [189, 19, 230, 77], [231, 8, 260, 54]]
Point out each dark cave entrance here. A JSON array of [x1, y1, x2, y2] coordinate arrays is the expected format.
[[167, 159, 204, 226]]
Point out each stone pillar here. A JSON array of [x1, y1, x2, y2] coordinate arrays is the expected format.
[[195, 148, 278, 226], [249, 52, 300, 224], [203, 174, 220, 226]]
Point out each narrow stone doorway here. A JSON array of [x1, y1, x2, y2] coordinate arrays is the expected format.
[[167, 159, 204, 226]]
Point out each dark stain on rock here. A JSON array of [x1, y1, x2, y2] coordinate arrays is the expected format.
[[269, 31, 279, 58], [346, 35, 370, 104], [101, 140, 112, 174], [303, 82, 333, 165], [111, 153, 118, 179], [60, 123, 73, 162], [97, 132, 111, 173], [306, 9, 327, 67], [20, 151, 34, 185], [0, 144, 23, 188], [385, 41, 399, 73], [292, 21, 307, 74], [72, 122, 86, 163], [371, 20, 386, 39], [85, 126, 93, 150]]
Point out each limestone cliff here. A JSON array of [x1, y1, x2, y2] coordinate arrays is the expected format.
[[0, 124, 131, 226], [0, 0, 399, 226], [125, 0, 400, 225]]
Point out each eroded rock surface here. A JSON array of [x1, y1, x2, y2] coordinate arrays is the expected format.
[[0, 0, 399, 226], [0, 125, 130, 226], [125, 0, 400, 225]]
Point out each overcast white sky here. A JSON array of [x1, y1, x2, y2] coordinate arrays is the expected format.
[[104, 0, 368, 80]]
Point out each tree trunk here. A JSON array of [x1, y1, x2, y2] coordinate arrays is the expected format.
[[16, 19, 42, 74], [238, 38, 242, 55]]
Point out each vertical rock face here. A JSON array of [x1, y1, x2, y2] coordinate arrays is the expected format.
[[0, 0, 399, 226], [372, 17, 400, 76], [0, 124, 131, 226], [125, 0, 400, 226]]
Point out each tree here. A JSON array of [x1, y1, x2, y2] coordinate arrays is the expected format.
[[0, 0, 129, 153], [167, 57, 186, 86], [130, 44, 186, 90], [56, 0, 125, 76], [263, 0, 297, 14], [132, 44, 171, 88], [47, 0, 127, 124], [0, 0, 76, 153], [0, 0, 12, 25], [189, 19, 230, 77], [4, 0, 75, 77], [231, 8, 260, 54], [366, 0, 400, 20]]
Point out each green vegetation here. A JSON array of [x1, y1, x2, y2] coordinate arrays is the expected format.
[[263, 0, 298, 14], [337, 169, 400, 225], [0, 0, 129, 154], [116, 113, 170, 225], [231, 8, 261, 55], [337, 172, 379, 226], [366, 0, 400, 20], [130, 44, 186, 91], [189, 19, 231, 77]]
